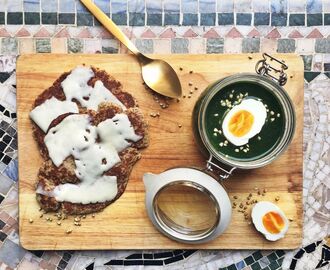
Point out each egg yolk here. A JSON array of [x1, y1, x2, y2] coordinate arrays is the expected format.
[[262, 211, 285, 234], [228, 110, 254, 137]]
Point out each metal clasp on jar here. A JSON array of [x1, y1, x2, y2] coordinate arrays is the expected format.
[[255, 53, 288, 86], [206, 154, 236, 180]]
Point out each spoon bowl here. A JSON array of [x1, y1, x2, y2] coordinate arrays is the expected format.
[[81, 0, 182, 98], [139, 54, 182, 98]]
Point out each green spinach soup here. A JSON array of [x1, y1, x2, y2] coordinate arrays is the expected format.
[[204, 81, 285, 161]]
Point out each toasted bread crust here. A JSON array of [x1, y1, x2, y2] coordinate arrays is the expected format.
[[32, 67, 148, 215]]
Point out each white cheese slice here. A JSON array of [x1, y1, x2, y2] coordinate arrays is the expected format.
[[53, 175, 118, 204], [61, 66, 125, 111], [44, 114, 97, 167], [29, 97, 79, 133], [97, 113, 142, 152], [74, 143, 121, 183]]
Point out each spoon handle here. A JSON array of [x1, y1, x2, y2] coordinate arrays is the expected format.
[[80, 0, 140, 55]]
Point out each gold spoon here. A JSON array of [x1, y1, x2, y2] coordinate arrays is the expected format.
[[80, 0, 182, 98]]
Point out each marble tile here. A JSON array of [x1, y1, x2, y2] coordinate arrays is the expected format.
[[200, 13, 216, 26], [129, 12, 145, 26], [153, 38, 171, 53], [147, 14, 162, 26], [182, 0, 198, 13], [128, 0, 145, 13], [236, 13, 252, 25], [112, 13, 127, 25], [0, 174, 13, 195], [171, 38, 189, 53], [51, 37, 67, 53], [252, 0, 270, 12], [164, 13, 180, 25], [206, 38, 224, 53], [0, 239, 25, 268], [146, 0, 162, 13], [289, 0, 306, 12], [18, 38, 35, 53], [307, 0, 322, 13], [7, 12, 23, 25], [76, 0, 88, 13], [135, 39, 153, 53], [41, 0, 58, 12], [101, 39, 119, 53], [217, 0, 234, 12], [296, 39, 315, 53], [234, 0, 252, 13], [182, 14, 198, 26], [323, 0, 330, 12], [24, 12, 40, 25], [307, 13, 323, 25], [254, 13, 270, 25], [242, 37, 260, 53], [59, 0, 75, 13], [163, 0, 180, 13], [36, 38, 51, 52], [7, 0, 22, 12], [189, 38, 206, 53], [1, 38, 18, 55], [289, 14, 306, 26], [271, 13, 288, 26], [68, 38, 83, 53], [271, 0, 288, 13], [111, 0, 127, 14], [224, 38, 242, 53], [23, 0, 40, 13], [84, 39, 102, 53], [199, 0, 216, 13], [218, 13, 234, 25], [277, 38, 296, 52]]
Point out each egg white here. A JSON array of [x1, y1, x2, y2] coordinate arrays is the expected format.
[[251, 201, 289, 241], [222, 99, 267, 146]]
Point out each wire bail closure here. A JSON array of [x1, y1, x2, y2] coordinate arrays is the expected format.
[[255, 53, 288, 86], [206, 154, 236, 180]]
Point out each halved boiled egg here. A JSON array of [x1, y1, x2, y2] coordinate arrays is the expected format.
[[251, 201, 289, 241], [222, 99, 267, 146]]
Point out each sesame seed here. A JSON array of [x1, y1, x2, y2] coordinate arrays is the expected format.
[[189, 90, 193, 94], [214, 113, 219, 116], [39, 214, 43, 218], [214, 128, 218, 132], [66, 229, 72, 234], [270, 111, 275, 115], [188, 95, 191, 98], [270, 118, 275, 122], [257, 136, 261, 140], [57, 221, 61, 226], [277, 113, 281, 117], [235, 149, 239, 152], [29, 218, 33, 223], [179, 67, 183, 71], [219, 142, 224, 147], [178, 124, 182, 128], [189, 70, 193, 74], [176, 98, 180, 103], [229, 94, 233, 98], [233, 195, 238, 199], [213, 133, 217, 136], [188, 82, 192, 86], [194, 87, 198, 90], [183, 95, 186, 98]]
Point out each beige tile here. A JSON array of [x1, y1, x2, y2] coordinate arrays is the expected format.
[[224, 38, 242, 53], [84, 39, 102, 54], [18, 38, 34, 54], [189, 38, 206, 53], [260, 38, 277, 54], [51, 38, 67, 53], [296, 39, 315, 54], [153, 38, 171, 54]]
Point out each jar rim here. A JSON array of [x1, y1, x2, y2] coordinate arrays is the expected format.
[[197, 73, 296, 169]]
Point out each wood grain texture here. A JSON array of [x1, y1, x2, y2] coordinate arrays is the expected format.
[[17, 54, 303, 250]]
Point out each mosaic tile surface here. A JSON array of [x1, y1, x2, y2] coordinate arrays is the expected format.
[[0, 0, 329, 269]]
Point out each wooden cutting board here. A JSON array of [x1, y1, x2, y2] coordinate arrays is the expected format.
[[17, 54, 303, 250]]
